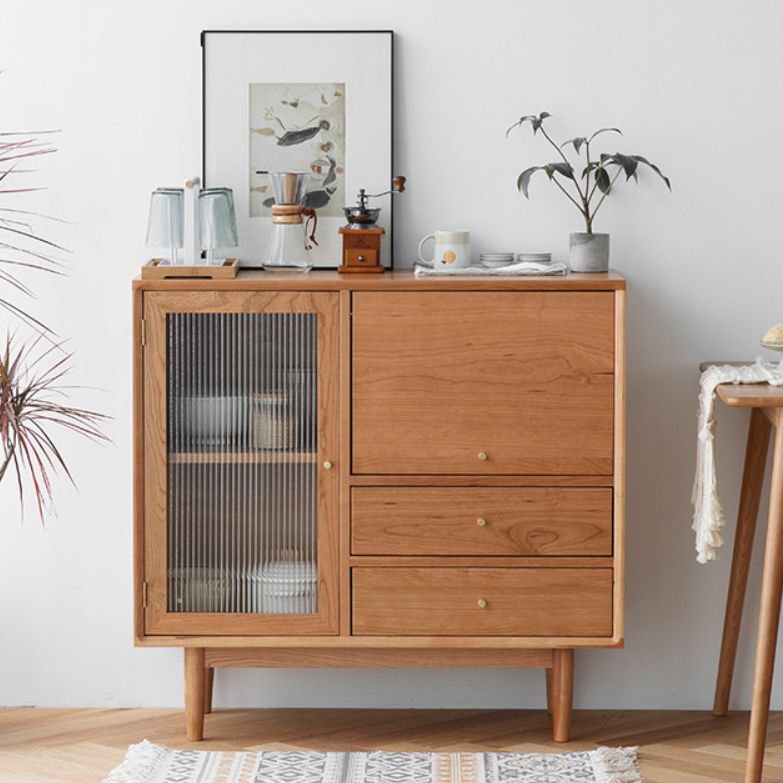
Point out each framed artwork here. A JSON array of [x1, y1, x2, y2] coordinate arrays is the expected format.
[[202, 30, 394, 269]]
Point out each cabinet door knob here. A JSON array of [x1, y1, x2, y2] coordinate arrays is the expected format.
[[358, 255, 366, 261], [476, 517, 487, 527], [477, 598, 487, 608], [478, 451, 488, 461], [323, 460, 333, 470]]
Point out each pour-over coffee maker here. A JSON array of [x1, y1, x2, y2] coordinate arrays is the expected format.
[[261, 171, 317, 272]]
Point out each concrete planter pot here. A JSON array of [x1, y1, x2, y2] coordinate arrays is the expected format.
[[569, 232, 609, 272]]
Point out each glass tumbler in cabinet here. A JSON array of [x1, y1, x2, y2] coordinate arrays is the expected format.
[[141, 291, 339, 635]]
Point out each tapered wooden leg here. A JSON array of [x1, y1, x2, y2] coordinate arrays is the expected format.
[[204, 667, 214, 715], [746, 418, 783, 783], [545, 667, 553, 715], [714, 409, 770, 717], [551, 649, 574, 742], [184, 648, 206, 741]]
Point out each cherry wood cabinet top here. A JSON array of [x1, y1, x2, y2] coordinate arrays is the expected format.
[[133, 268, 626, 292]]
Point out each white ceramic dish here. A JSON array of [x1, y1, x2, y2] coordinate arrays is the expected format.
[[179, 395, 247, 445], [480, 253, 515, 269], [480, 258, 515, 268], [249, 560, 318, 614], [516, 252, 552, 262], [169, 567, 231, 613]]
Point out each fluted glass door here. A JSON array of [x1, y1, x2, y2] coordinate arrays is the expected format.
[[143, 292, 338, 635]]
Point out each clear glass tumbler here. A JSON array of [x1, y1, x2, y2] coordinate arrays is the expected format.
[[199, 188, 238, 265], [146, 188, 184, 265]]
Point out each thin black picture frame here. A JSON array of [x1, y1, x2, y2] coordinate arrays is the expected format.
[[201, 29, 395, 270]]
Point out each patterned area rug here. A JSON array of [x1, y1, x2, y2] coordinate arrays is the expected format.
[[103, 741, 642, 782]]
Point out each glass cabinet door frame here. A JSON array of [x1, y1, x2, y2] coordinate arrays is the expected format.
[[142, 290, 339, 635]]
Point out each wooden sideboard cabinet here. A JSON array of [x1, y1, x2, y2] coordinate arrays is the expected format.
[[133, 270, 626, 742]]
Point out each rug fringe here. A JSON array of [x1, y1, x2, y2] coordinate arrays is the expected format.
[[590, 746, 642, 783], [102, 739, 166, 783]]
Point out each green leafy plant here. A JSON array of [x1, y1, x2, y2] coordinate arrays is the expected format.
[[507, 112, 671, 233]]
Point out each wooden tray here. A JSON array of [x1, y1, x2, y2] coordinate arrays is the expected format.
[[141, 258, 240, 280]]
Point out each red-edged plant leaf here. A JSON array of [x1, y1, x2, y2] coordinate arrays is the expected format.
[[0, 207, 70, 224], [0, 334, 110, 521], [0, 187, 44, 194], [0, 224, 68, 252]]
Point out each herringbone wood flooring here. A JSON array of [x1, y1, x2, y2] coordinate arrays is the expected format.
[[1, 708, 781, 782]]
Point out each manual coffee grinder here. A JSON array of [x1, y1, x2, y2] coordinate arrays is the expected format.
[[338, 176, 406, 274], [260, 171, 318, 272]]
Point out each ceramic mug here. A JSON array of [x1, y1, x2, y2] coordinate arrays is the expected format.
[[417, 230, 471, 270]]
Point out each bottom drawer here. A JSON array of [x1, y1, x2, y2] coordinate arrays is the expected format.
[[352, 567, 613, 637]]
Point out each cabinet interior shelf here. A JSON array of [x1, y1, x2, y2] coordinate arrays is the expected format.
[[169, 451, 316, 465]]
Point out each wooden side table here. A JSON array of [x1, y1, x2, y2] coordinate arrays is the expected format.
[[708, 367, 783, 782]]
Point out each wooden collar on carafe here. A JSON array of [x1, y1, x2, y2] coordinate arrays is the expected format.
[[271, 204, 304, 224]]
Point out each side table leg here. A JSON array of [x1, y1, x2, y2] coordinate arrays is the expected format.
[[714, 409, 770, 716], [746, 416, 783, 783]]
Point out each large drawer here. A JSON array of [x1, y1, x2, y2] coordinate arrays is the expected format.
[[352, 567, 613, 636], [352, 291, 615, 475], [351, 486, 613, 556]]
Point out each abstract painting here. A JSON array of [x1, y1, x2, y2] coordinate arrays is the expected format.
[[249, 83, 346, 218]]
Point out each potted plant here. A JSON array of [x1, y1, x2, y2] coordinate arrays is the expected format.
[[507, 112, 671, 272], [1, 122, 107, 518]]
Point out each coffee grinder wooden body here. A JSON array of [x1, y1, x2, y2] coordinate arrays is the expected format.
[[338, 227, 385, 274]]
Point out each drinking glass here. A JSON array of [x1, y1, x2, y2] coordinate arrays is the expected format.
[[199, 188, 238, 265], [146, 188, 184, 266]]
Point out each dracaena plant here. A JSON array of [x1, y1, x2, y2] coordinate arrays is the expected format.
[[507, 112, 671, 233], [1, 335, 108, 518], [0, 115, 108, 519], [0, 129, 67, 332]]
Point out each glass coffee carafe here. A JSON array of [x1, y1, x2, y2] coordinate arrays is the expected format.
[[261, 171, 315, 272]]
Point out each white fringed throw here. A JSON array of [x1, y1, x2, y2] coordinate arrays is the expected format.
[[413, 260, 567, 276], [693, 359, 783, 563]]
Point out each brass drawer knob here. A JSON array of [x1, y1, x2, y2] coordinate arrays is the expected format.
[[478, 451, 488, 461], [323, 460, 333, 470], [476, 517, 487, 527], [477, 598, 487, 608]]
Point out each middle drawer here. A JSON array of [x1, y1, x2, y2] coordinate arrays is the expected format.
[[351, 486, 612, 556]]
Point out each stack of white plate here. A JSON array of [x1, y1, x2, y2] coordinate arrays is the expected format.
[[180, 395, 247, 446], [479, 253, 515, 268], [169, 567, 230, 613], [250, 560, 318, 614], [516, 252, 552, 264]]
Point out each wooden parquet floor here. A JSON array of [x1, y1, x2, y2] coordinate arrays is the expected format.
[[1, 708, 782, 782]]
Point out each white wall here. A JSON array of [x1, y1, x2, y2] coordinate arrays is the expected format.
[[2, 0, 782, 711]]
